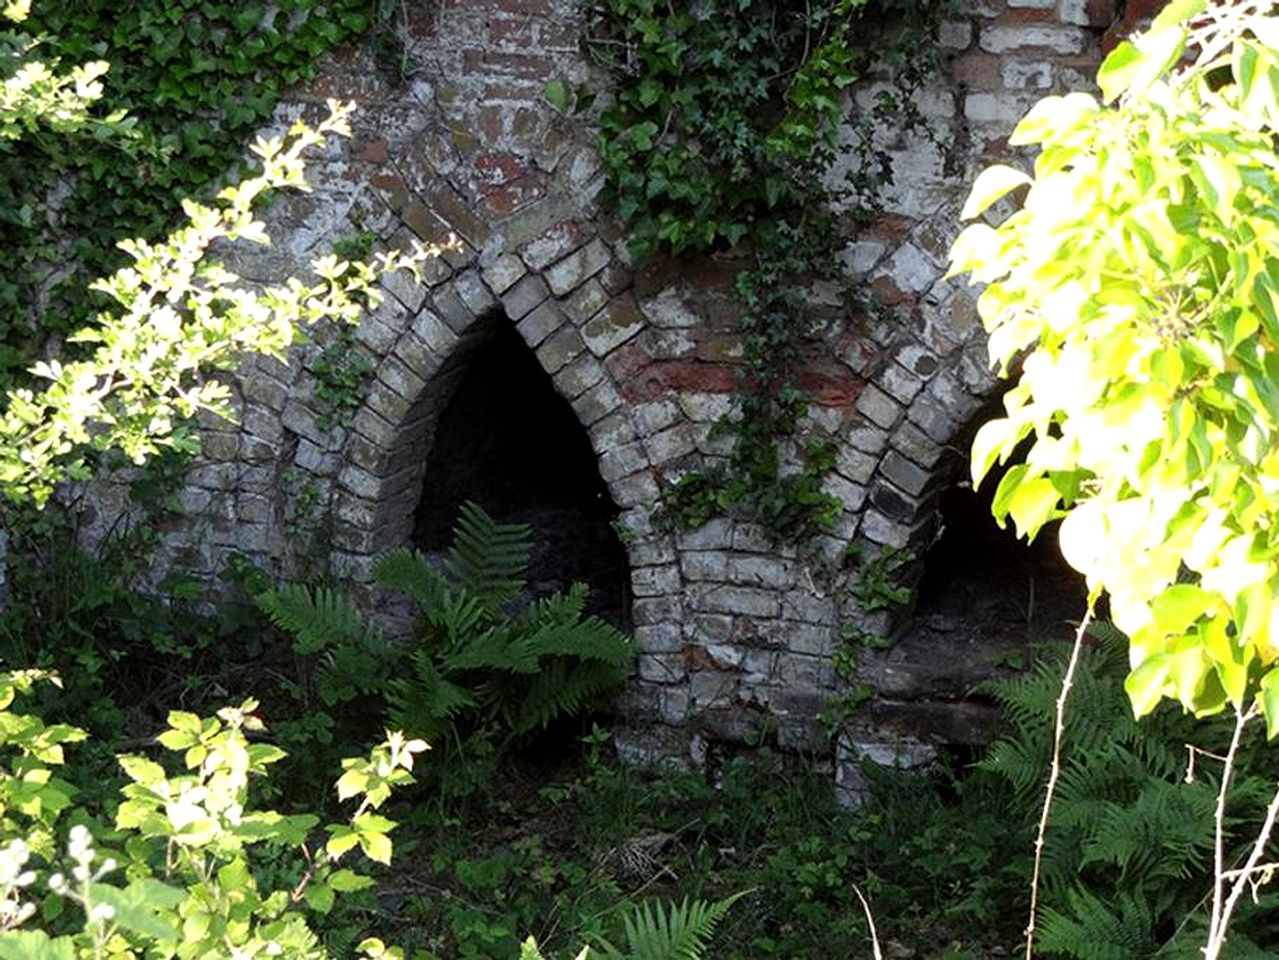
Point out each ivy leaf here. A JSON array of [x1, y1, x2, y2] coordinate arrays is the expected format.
[[542, 80, 571, 113]]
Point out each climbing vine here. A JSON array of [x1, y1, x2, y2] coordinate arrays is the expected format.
[[591, 0, 945, 543], [1, 0, 386, 385]]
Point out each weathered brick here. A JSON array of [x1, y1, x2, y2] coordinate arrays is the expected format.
[[694, 585, 780, 618], [535, 326, 585, 374], [545, 238, 612, 295], [879, 450, 931, 497], [582, 297, 645, 356], [481, 252, 527, 294], [980, 25, 1087, 54], [632, 564, 681, 596], [572, 379, 624, 427], [516, 300, 566, 348], [520, 221, 590, 270], [555, 352, 606, 398], [453, 268, 498, 316], [500, 273, 551, 319], [563, 277, 610, 324], [855, 384, 902, 430]]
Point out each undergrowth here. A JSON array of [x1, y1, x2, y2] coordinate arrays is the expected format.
[[5, 514, 1279, 958]]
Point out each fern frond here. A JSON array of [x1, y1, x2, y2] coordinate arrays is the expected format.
[[444, 501, 531, 608], [520, 616, 633, 667], [373, 548, 452, 611], [444, 627, 540, 675], [601, 893, 746, 960], [257, 584, 376, 655], [387, 651, 476, 737], [1038, 888, 1158, 960], [509, 660, 627, 736], [521, 583, 589, 626]]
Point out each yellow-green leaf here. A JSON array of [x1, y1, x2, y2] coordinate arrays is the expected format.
[[960, 165, 1032, 221]]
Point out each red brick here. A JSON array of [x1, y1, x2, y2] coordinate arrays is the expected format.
[[475, 151, 528, 189], [497, 0, 554, 14], [871, 276, 912, 308], [684, 644, 739, 673], [477, 174, 547, 218], [604, 338, 654, 382], [995, 6, 1058, 24], [863, 214, 915, 245], [634, 256, 686, 298], [487, 16, 537, 47], [624, 361, 741, 402], [464, 49, 556, 82], [353, 137, 390, 164], [798, 370, 863, 407], [694, 334, 742, 363], [370, 172, 411, 213], [947, 52, 1002, 89]]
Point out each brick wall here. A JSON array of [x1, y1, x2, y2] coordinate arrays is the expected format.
[[79, 0, 1128, 791]]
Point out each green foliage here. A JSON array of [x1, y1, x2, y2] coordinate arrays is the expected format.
[[0, 675, 423, 957], [520, 893, 745, 960], [948, 1, 1279, 730], [262, 502, 634, 798], [0, 101, 426, 506], [311, 327, 376, 431], [3, 0, 375, 371], [595, 893, 746, 960], [980, 630, 1279, 956], [594, 0, 944, 542]]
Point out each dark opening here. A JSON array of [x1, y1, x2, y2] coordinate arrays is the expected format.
[[412, 320, 632, 629], [912, 468, 1086, 648]]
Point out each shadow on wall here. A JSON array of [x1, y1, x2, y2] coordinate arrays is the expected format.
[[412, 318, 632, 630]]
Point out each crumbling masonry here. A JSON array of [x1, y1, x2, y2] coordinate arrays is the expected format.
[[81, 0, 1158, 794]]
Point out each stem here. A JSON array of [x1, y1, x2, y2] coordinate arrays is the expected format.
[[1024, 607, 1093, 960], [1205, 712, 1279, 960], [853, 885, 883, 960], [1206, 705, 1253, 953]]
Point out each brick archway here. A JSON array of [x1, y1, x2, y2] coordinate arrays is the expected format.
[[74, 0, 1120, 768]]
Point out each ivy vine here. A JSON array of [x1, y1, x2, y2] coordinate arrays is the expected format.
[[1, 0, 386, 385], [591, 0, 946, 543]]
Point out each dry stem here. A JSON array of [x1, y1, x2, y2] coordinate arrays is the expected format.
[[1024, 607, 1093, 960]]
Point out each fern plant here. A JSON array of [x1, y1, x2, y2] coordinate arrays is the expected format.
[[519, 893, 744, 960], [980, 629, 1279, 958], [260, 502, 633, 795]]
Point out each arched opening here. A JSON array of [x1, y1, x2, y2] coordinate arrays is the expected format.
[[911, 469, 1086, 654], [411, 319, 632, 629], [860, 417, 1087, 754]]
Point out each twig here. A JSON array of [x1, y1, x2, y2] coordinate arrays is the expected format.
[[1206, 705, 1255, 952], [853, 884, 883, 960], [1206, 719, 1279, 960], [1024, 607, 1093, 960]]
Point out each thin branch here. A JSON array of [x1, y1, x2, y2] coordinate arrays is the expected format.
[[1207, 704, 1254, 952], [1024, 606, 1093, 960], [1207, 741, 1279, 960], [853, 884, 883, 960]]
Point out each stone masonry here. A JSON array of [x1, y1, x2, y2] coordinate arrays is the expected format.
[[80, 0, 1131, 792]]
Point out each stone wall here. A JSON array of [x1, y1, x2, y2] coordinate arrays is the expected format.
[[80, 0, 1123, 788]]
